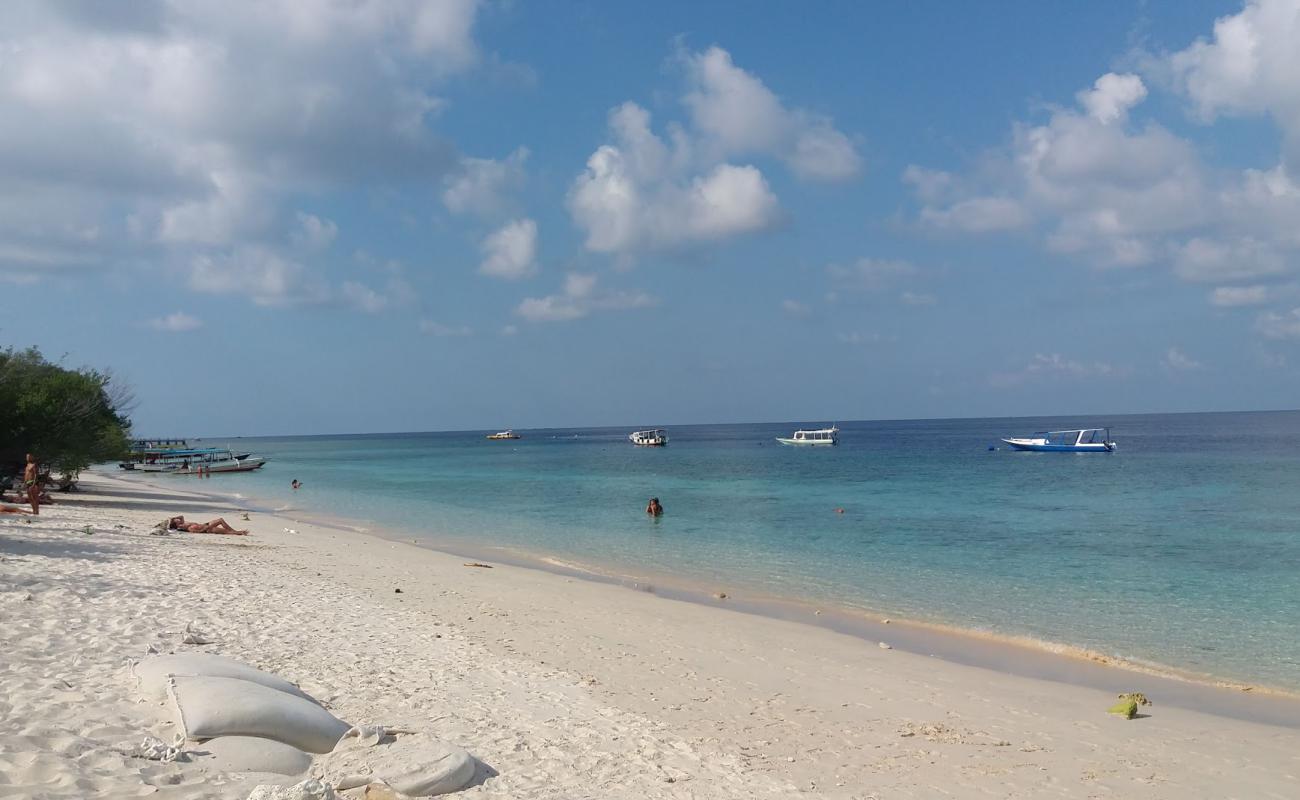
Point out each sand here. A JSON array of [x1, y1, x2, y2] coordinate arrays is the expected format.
[[1, 471, 1297, 799]]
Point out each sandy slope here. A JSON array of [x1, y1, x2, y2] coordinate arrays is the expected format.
[[1, 471, 1297, 799]]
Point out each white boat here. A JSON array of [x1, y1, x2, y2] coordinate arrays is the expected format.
[[173, 448, 268, 473], [1002, 428, 1115, 452], [629, 429, 668, 446], [486, 429, 520, 440], [776, 426, 839, 446]]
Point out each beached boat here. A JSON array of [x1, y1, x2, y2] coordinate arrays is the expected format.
[[486, 430, 521, 440], [776, 426, 839, 446], [1002, 428, 1115, 452], [629, 429, 668, 446]]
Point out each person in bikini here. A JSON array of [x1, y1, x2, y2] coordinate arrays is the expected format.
[[165, 515, 249, 535], [23, 454, 40, 515]]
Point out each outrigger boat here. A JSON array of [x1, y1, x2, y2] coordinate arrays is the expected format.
[[629, 429, 668, 446], [776, 426, 839, 446], [486, 429, 521, 440], [1002, 428, 1115, 452]]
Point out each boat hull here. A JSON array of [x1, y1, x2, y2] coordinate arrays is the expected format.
[[1002, 439, 1114, 452], [776, 438, 836, 446]]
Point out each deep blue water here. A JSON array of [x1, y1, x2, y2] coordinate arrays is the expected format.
[[158, 411, 1300, 690]]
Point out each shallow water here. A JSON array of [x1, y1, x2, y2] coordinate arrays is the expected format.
[[162, 411, 1300, 690]]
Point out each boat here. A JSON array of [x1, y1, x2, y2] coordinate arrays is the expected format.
[[172, 448, 268, 473], [486, 430, 521, 440], [119, 438, 191, 470], [1001, 428, 1115, 452], [629, 429, 668, 446], [776, 426, 839, 446], [132, 447, 268, 473]]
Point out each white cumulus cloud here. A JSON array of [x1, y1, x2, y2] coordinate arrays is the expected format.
[[568, 103, 779, 255], [478, 218, 538, 280], [1163, 347, 1204, 371], [681, 46, 861, 181]]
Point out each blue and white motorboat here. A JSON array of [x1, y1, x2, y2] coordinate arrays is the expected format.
[[1002, 428, 1115, 452]]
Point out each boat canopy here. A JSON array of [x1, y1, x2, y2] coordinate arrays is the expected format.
[[1035, 429, 1111, 446]]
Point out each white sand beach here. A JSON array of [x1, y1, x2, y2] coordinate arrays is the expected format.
[[2, 470, 1298, 799]]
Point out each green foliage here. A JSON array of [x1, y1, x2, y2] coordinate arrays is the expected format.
[[0, 347, 133, 485], [1107, 692, 1152, 719]]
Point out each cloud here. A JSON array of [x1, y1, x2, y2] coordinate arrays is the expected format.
[[900, 291, 937, 306], [442, 147, 528, 216], [147, 311, 202, 332], [1210, 285, 1271, 306], [0, 0, 482, 294], [291, 212, 338, 251], [189, 246, 328, 307], [990, 353, 1119, 387], [499, 324, 518, 336], [904, 36, 1300, 300], [1077, 73, 1148, 124], [1161, 0, 1300, 161], [339, 280, 389, 313], [827, 258, 917, 291], [418, 319, 472, 336], [516, 272, 655, 322], [569, 103, 779, 256], [781, 299, 811, 317], [1256, 307, 1300, 339], [681, 46, 861, 181], [478, 217, 538, 279], [568, 44, 855, 258], [1163, 347, 1203, 371]]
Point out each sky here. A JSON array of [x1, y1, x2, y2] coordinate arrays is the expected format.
[[2, 0, 1299, 435]]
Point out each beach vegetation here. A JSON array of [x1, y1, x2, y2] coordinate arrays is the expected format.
[[0, 346, 134, 487]]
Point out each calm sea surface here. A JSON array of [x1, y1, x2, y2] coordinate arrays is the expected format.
[[159, 411, 1300, 691]]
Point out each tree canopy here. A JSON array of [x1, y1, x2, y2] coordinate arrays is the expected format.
[[0, 347, 133, 484]]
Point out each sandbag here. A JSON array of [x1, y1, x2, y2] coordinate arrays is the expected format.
[[168, 675, 349, 754], [246, 779, 340, 800], [196, 736, 313, 776], [319, 733, 476, 797], [136, 654, 314, 702]]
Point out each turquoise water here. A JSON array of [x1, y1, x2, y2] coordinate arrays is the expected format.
[[168, 411, 1300, 691]]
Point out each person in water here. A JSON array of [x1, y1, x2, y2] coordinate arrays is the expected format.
[[165, 515, 249, 535], [291, 479, 301, 490], [646, 497, 663, 517]]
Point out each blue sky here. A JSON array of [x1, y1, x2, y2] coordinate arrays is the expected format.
[[2, 0, 1299, 435]]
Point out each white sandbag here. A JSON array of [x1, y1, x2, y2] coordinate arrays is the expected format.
[[196, 736, 313, 776], [168, 675, 349, 754], [319, 733, 476, 797], [136, 654, 313, 702], [246, 779, 340, 800]]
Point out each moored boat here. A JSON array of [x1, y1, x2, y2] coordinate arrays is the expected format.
[[776, 426, 839, 446], [1002, 428, 1115, 452], [629, 429, 668, 446]]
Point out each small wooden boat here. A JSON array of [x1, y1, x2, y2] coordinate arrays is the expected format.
[[629, 429, 668, 446], [1002, 428, 1115, 452]]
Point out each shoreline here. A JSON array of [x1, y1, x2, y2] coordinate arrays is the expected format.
[[112, 468, 1300, 727]]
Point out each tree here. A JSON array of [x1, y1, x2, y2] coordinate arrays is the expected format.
[[0, 347, 133, 487]]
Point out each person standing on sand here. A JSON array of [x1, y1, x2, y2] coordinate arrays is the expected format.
[[23, 453, 40, 515]]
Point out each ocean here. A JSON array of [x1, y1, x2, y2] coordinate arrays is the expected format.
[[150, 410, 1300, 692]]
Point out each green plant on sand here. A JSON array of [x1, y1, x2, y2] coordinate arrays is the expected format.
[[1107, 692, 1152, 719]]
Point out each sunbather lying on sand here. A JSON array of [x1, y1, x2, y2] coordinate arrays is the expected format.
[[163, 516, 249, 535]]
